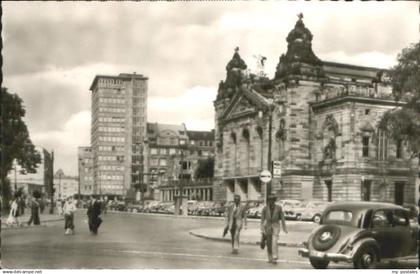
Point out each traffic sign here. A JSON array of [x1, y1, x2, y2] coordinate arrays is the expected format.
[[259, 170, 272, 183], [273, 161, 282, 178]]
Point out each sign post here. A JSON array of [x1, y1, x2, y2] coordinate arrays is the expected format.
[[273, 161, 282, 179], [259, 170, 272, 205]]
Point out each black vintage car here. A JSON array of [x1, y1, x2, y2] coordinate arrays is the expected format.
[[298, 202, 418, 269]]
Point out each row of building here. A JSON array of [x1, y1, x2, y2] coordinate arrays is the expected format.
[[78, 124, 215, 201], [9, 148, 78, 200], [78, 16, 419, 205]]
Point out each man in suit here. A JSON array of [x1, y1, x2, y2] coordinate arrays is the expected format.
[[260, 194, 288, 264], [87, 195, 102, 235], [224, 194, 247, 254]]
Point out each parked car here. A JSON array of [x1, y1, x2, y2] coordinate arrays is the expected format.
[[194, 201, 214, 216], [277, 199, 303, 220], [143, 201, 160, 213], [293, 201, 331, 223], [126, 202, 144, 213], [109, 201, 126, 211], [247, 204, 264, 218], [186, 200, 199, 215], [209, 202, 227, 217], [298, 202, 418, 269]]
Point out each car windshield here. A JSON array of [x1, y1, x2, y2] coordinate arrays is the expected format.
[[323, 210, 354, 226]]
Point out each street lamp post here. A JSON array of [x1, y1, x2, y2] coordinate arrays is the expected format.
[[175, 142, 187, 216], [267, 100, 274, 202], [13, 160, 18, 192]]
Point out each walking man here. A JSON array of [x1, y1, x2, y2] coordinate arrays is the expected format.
[[223, 194, 247, 254], [87, 195, 102, 235], [63, 196, 76, 235], [27, 193, 40, 226], [260, 194, 288, 264]]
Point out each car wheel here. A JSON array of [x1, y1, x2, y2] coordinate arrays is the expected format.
[[309, 258, 329, 269], [353, 246, 378, 269], [296, 214, 302, 221], [313, 215, 321, 223]]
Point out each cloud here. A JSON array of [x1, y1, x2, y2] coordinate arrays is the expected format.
[[148, 86, 217, 131], [2, 1, 418, 175], [32, 111, 91, 175]]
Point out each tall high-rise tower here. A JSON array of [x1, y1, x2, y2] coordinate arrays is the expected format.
[[89, 73, 148, 196]]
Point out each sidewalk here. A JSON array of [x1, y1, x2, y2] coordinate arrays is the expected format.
[[1, 211, 64, 230], [189, 221, 317, 248]]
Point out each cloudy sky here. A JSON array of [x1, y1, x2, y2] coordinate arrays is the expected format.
[[3, 1, 418, 175]]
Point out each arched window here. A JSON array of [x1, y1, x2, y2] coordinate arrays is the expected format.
[[242, 128, 250, 172], [256, 126, 263, 170], [231, 132, 237, 175]]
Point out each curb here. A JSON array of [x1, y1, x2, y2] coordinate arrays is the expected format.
[[188, 230, 303, 248], [108, 210, 316, 226]]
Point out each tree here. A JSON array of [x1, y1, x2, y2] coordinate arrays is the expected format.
[[194, 157, 214, 179], [1, 88, 41, 210], [379, 42, 420, 159]]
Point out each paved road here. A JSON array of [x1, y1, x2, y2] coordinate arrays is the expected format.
[[2, 210, 417, 269]]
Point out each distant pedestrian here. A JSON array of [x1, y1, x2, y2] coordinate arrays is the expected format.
[[87, 196, 102, 235], [57, 200, 63, 215], [63, 196, 76, 235], [18, 195, 26, 216], [39, 197, 45, 214], [260, 195, 288, 264], [7, 195, 21, 227], [27, 195, 40, 226], [223, 194, 247, 254], [101, 196, 108, 215]]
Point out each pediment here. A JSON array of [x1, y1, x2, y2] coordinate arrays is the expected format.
[[228, 96, 256, 118], [220, 87, 269, 123]]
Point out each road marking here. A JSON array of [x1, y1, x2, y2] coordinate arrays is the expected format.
[[118, 249, 308, 265]]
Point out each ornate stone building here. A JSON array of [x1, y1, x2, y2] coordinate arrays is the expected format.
[[213, 16, 417, 205], [144, 123, 215, 202]]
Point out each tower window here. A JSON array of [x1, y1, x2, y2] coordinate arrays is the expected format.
[[396, 140, 402, 159], [362, 136, 369, 157]]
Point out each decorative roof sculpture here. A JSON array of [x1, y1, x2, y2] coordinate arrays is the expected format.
[[226, 47, 248, 71], [217, 47, 248, 100], [275, 13, 323, 79]]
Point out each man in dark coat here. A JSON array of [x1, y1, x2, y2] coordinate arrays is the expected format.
[[27, 196, 40, 226], [87, 196, 102, 235]]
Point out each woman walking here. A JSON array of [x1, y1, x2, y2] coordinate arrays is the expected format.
[[7, 195, 21, 227], [63, 196, 76, 235]]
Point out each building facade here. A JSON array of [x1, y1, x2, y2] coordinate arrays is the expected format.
[[89, 73, 148, 196], [77, 146, 94, 196], [54, 169, 78, 200], [143, 123, 215, 202], [213, 16, 417, 205]]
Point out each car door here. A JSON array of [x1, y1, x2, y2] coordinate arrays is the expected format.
[[370, 209, 397, 258], [392, 209, 416, 257]]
